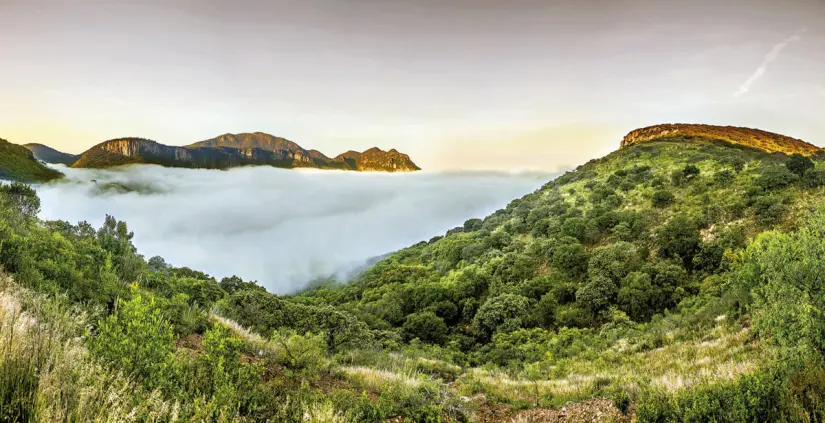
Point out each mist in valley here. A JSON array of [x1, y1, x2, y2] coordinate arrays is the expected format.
[[35, 165, 553, 294]]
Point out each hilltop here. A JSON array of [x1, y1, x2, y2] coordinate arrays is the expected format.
[[69, 132, 420, 172], [622, 123, 822, 156], [23, 143, 79, 165], [0, 138, 63, 182]]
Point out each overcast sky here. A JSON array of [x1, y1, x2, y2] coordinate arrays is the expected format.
[[1, 0, 824, 170]]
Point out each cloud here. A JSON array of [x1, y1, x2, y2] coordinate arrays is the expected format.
[[34, 165, 551, 294], [734, 29, 807, 97]]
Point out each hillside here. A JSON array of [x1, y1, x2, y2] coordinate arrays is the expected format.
[[23, 143, 79, 165], [71, 133, 420, 172], [0, 138, 63, 182], [2, 126, 825, 422], [622, 123, 822, 156]]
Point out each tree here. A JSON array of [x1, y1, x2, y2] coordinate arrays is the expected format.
[[403, 312, 448, 344], [576, 275, 617, 314], [786, 154, 814, 177], [657, 215, 701, 267], [738, 207, 825, 357], [551, 242, 588, 277], [651, 190, 675, 208], [472, 294, 530, 339], [270, 329, 328, 380], [757, 166, 796, 190], [587, 242, 639, 282], [0, 182, 40, 222], [92, 288, 175, 390], [618, 272, 654, 321], [534, 293, 559, 328], [802, 168, 825, 188]]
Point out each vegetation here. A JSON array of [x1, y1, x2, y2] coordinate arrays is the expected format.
[[2, 135, 825, 421], [0, 139, 63, 183]]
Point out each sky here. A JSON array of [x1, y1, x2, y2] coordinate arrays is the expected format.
[[1, 0, 824, 171]]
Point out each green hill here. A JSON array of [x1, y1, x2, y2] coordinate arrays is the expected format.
[[1, 127, 825, 422], [23, 143, 79, 166], [0, 138, 63, 182]]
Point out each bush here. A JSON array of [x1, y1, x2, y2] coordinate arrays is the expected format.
[[757, 166, 796, 190], [802, 167, 825, 188], [786, 154, 814, 177], [754, 196, 786, 226], [651, 190, 675, 208], [91, 288, 176, 390]]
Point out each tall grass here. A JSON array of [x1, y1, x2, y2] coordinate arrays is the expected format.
[[0, 274, 181, 422]]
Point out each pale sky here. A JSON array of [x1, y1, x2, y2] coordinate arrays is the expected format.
[[1, 0, 824, 171]]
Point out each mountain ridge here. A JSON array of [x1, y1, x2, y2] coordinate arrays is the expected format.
[[68, 132, 420, 172], [23, 143, 79, 166]]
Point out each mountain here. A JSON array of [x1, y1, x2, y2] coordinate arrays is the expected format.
[[0, 138, 63, 182], [3, 125, 825, 422], [23, 143, 79, 166], [334, 147, 421, 172], [622, 123, 822, 155], [70, 132, 421, 172]]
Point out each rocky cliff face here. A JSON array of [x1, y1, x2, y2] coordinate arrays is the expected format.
[[71, 134, 421, 172], [622, 124, 822, 156]]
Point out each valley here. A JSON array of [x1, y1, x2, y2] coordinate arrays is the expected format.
[[2, 125, 825, 422]]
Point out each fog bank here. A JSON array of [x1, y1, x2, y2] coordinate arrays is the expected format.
[[36, 165, 552, 294]]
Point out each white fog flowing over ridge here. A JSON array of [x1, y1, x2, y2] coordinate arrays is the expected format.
[[34, 165, 555, 294]]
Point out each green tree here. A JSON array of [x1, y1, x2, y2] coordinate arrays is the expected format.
[[576, 275, 617, 315], [0, 182, 40, 222], [651, 190, 675, 208], [403, 312, 448, 344], [473, 294, 530, 339], [92, 288, 175, 390], [657, 215, 701, 267], [618, 272, 654, 321], [786, 154, 814, 177], [738, 208, 825, 356]]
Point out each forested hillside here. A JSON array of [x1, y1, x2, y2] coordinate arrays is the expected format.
[[0, 138, 63, 182], [2, 134, 825, 422]]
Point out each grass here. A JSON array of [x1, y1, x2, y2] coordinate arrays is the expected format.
[[0, 273, 182, 422]]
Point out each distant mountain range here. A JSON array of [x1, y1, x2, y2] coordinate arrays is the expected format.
[[26, 132, 421, 173], [23, 143, 79, 166]]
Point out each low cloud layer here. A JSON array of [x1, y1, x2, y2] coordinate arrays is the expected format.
[[35, 165, 551, 294]]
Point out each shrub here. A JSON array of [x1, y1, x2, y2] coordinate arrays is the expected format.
[[91, 288, 176, 390], [786, 154, 814, 177], [652, 190, 675, 208]]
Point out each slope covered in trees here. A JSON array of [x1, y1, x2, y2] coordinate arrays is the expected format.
[[2, 133, 825, 422], [0, 138, 63, 182], [22, 143, 79, 165]]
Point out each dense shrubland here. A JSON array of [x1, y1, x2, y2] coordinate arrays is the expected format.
[[1, 137, 825, 421]]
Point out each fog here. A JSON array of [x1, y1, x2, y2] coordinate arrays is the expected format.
[[35, 165, 553, 294]]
